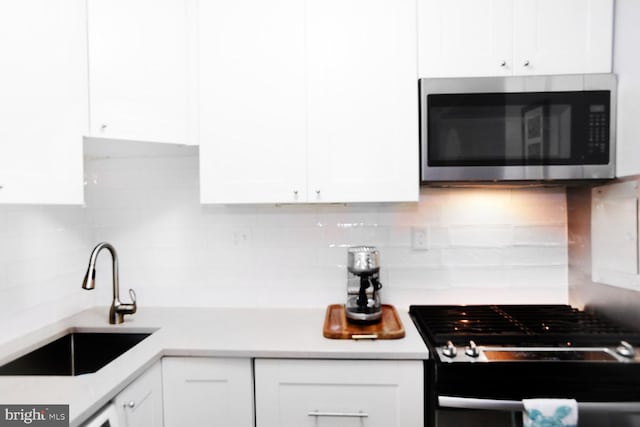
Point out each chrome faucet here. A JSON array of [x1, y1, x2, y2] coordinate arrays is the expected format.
[[82, 242, 137, 324]]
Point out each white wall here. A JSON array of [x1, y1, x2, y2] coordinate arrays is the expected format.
[[0, 205, 93, 343], [86, 141, 568, 310]]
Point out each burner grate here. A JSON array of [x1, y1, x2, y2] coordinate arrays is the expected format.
[[409, 304, 640, 347]]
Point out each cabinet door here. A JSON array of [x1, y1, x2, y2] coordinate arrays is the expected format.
[[614, 0, 640, 178], [88, 0, 194, 144], [114, 362, 164, 427], [255, 359, 423, 427], [592, 181, 640, 290], [198, 0, 307, 204], [306, 0, 419, 203], [418, 0, 513, 77], [513, 0, 613, 75], [0, 0, 86, 204], [162, 357, 253, 427]]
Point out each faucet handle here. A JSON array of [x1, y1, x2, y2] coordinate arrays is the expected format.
[[110, 289, 137, 324], [123, 288, 138, 314], [129, 288, 137, 304]]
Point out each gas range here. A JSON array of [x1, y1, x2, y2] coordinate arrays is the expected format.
[[410, 304, 640, 364], [409, 305, 640, 425]]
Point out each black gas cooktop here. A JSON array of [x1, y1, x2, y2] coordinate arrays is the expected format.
[[409, 304, 640, 404], [410, 304, 640, 347]]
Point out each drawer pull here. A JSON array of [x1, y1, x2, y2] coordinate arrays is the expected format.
[[352, 334, 378, 340], [308, 410, 368, 418]]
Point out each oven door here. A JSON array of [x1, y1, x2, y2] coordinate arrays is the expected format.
[[419, 74, 616, 182], [428, 359, 640, 427], [436, 396, 640, 427]]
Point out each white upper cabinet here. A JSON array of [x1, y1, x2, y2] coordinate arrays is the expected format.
[[199, 0, 419, 204], [198, 0, 307, 204], [87, 0, 195, 145], [418, 0, 513, 78], [513, 0, 613, 76], [418, 0, 613, 78], [614, 0, 640, 178], [0, 0, 87, 204], [306, 0, 419, 203]]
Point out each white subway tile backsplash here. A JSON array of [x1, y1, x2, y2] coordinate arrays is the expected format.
[[79, 152, 569, 308], [386, 267, 450, 289], [508, 200, 567, 226], [439, 189, 511, 225], [0, 210, 7, 235], [377, 203, 430, 226], [388, 226, 412, 248], [324, 224, 389, 248], [0, 147, 571, 342], [442, 248, 503, 267], [504, 247, 567, 266], [511, 187, 565, 205], [0, 264, 7, 291], [506, 265, 567, 288], [317, 205, 380, 227], [88, 208, 145, 228], [254, 205, 319, 228], [253, 226, 325, 249], [513, 225, 566, 246], [427, 226, 450, 248], [448, 267, 509, 288], [201, 205, 258, 227], [449, 225, 513, 247], [318, 246, 357, 270], [384, 247, 442, 268]]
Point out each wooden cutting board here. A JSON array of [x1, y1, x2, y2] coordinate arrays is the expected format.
[[322, 304, 405, 339]]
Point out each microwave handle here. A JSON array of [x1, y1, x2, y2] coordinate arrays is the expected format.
[[438, 395, 640, 414]]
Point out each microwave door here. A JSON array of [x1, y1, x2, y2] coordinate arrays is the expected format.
[[420, 76, 615, 182]]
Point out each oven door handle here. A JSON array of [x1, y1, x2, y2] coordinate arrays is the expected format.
[[438, 395, 640, 413]]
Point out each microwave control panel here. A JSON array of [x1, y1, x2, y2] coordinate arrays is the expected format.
[[587, 104, 609, 157]]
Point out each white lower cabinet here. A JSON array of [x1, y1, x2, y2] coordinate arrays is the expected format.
[[254, 359, 424, 427], [114, 362, 164, 427], [162, 357, 254, 427]]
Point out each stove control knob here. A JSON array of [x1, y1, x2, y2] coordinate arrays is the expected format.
[[616, 341, 635, 358], [442, 341, 457, 358], [465, 340, 480, 358]]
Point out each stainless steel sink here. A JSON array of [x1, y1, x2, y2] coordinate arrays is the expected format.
[[0, 332, 152, 376]]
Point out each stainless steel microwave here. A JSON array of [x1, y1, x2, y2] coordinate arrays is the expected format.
[[419, 74, 617, 182]]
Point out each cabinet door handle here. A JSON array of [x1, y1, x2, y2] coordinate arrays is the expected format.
[[523, 60, 530, 67], [308, 410, 368, 418], [125, 401, 136, 409], [500, 61, 507, 67]]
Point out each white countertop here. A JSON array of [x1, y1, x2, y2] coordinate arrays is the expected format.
[[0, 306, 428, 426]]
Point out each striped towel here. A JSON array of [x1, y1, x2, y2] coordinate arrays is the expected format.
[[523, 398, 578, 427]]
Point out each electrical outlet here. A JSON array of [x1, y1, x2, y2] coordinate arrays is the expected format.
[[232, 228, 251, 247], [411, 226, 429, 250]]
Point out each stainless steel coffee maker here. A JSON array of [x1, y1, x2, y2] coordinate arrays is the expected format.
[[346, 246, 383, 323]]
